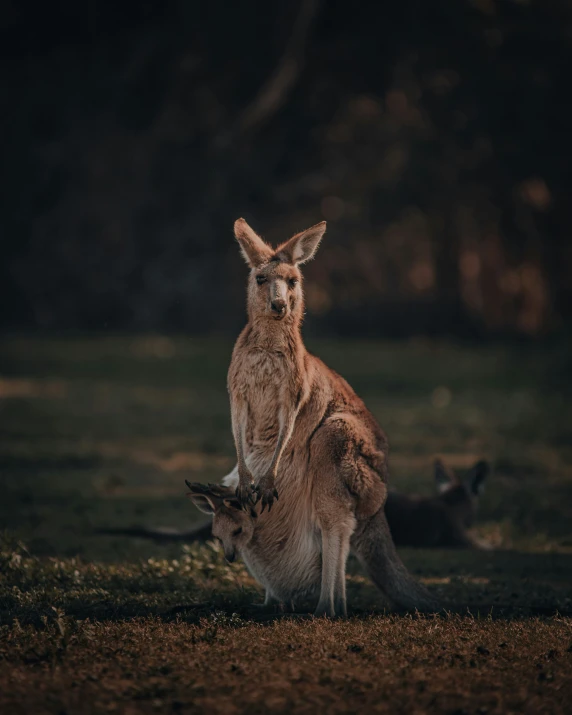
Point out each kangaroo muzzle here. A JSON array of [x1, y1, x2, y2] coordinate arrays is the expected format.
[[270, 299, 286, 317], [269, 280, 288, 319]]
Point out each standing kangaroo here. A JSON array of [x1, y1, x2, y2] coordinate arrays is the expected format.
[[224, 218, 435, 616]]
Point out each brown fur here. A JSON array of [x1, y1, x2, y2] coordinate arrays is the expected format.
[[386, 460, 491, 549], [97, 460, 490, 553], [187, 478, 434, 613], [205, 218, 437, 616]]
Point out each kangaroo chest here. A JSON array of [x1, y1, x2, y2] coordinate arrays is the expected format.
[[230, 348, 297, 454]]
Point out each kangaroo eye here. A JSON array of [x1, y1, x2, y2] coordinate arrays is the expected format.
[[256, 275, 267, 286], [288, 278, 298, 288], [232, 527, 243, 537]]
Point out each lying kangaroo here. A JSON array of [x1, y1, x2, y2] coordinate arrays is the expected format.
[[96, 459, 491, 550], [186, 480, 430, 613], [223, 218, 434, 615], [386, 459, 491, 549]]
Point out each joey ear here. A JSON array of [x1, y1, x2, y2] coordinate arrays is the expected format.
[[276, 222, 326, 265], [467, 460, 490, 496], [234, 218, 274, 268], [434, 459, 455, 494], [188, 493, 218, 515], [185, 480, 221, 514]]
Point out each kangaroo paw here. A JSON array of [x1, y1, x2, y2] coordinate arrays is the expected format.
[[235, 480, 257, 508], [256, 477, 279, 513]]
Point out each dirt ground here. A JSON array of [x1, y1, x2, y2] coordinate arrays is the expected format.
[[1, 336, 571, 713]]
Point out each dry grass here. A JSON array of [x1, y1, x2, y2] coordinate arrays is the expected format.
[[1, 336, 572, 713], [2, 614, 571, 714]]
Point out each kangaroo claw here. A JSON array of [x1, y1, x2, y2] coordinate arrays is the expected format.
[[259, 485, 279, 513], [235, 481, 257, 508]]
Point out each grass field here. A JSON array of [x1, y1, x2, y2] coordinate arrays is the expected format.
[[1, 335, 572, 713]]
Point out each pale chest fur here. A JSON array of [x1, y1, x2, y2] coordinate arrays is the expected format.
[[229, 348, 288, 400], [228, 346, 301, 459]]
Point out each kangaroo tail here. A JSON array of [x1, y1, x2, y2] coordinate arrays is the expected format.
[[95, 521, 212, 543], [352, 508, 439, 612]]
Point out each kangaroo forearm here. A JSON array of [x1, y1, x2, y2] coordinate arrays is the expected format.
[[232, 426, 247, 472], [230, 402, 251, 480], [266, 406, 299, 477], [267, 429, 288, 476]]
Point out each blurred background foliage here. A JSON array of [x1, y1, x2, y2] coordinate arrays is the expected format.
[[1, 0, 571, 337]]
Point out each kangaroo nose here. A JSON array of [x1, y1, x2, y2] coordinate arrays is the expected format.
[[271, 300, 286, 314]]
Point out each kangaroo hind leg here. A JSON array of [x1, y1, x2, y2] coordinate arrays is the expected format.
[[310, 415, 372, 618], [314, 518, 354, 618]]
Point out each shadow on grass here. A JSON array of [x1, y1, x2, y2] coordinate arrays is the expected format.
[[2, 540, 571, 629], [4, 596, 572, 631]]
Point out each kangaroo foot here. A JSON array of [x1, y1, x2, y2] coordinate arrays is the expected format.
[[313, 603, 336, 619]]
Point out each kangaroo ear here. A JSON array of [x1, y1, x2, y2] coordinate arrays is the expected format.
[[467, 460, 490, 496], [434, 459, 455, 494], [234, 218, 274, 268], [276, 222, 326, 265], [185, 480, 221, 514], [187, 493, 218, 514]]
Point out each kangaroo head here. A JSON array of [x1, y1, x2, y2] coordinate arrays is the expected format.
[[234, 218, 326, 323], [185, 481, 256, 563], [434, 459, 490, 528]]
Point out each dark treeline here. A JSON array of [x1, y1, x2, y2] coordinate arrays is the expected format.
[[1, 0, 571, 337]]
